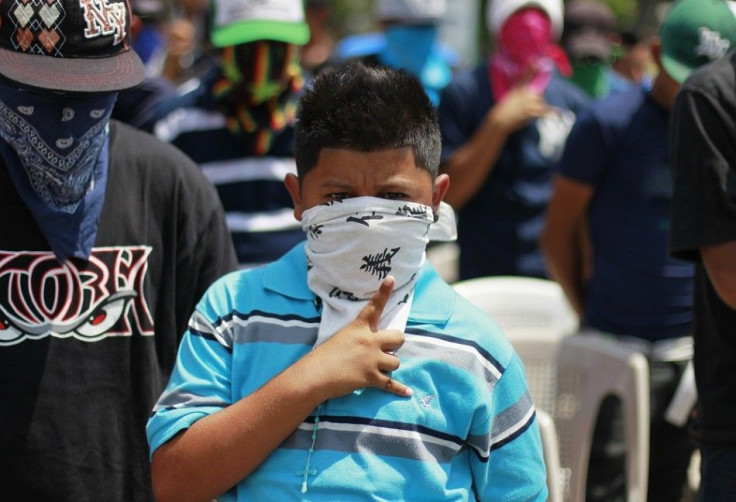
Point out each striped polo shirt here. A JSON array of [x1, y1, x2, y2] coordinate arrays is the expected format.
[[147, 243, 547, 501]]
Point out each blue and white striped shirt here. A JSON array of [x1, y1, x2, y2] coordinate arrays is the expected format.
[[147, 243, 547, 501], [152, 69, 305, 267]]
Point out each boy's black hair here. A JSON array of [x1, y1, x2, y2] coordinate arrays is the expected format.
[[294, 62, 441, 180]]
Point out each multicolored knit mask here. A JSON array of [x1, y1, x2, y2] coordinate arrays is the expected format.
[[213, 40, 304, 154]]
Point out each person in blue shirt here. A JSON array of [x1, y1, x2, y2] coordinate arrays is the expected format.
[[146, 62, 548, 502], [438, 0, 590, 280], [330, 0, 456, 107], [541, 0, 736, 499]]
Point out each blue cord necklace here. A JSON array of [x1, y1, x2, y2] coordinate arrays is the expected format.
[[297, 403, 323, 493]]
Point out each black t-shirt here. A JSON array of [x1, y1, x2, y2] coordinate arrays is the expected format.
[[669, 52, 736, 446], [0, 121, 238, 500]]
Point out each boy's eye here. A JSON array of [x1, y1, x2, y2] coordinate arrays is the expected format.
[[328, 193, 350, 201], [382, 192, 408, 200]]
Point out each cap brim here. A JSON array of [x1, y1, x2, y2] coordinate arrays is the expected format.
[[660, 53, 694, 84], [0, 47, 145, 93], [566, 32, 611, 60], [212, 19, 310, 48]]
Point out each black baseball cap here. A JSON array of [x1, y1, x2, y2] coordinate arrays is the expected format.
[[0, 0, 145, 92], [562, 0, 616, 61]]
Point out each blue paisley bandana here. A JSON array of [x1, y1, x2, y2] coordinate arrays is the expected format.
[[0, 80, 117, 261]]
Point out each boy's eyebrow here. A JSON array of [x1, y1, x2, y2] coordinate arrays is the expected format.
[[319, 179, 417, 191], [318, 179, 355, 189]]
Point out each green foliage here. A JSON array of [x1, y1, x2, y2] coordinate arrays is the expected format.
[[600, 0, 639, 29]]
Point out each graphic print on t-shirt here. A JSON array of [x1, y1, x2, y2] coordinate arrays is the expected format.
[[0, 247, 154, 346], [536, 109, 576, 160]]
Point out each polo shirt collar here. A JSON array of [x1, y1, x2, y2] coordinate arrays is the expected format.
[[262, 242, 454, 325]]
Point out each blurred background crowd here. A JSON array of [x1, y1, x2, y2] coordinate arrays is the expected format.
[[4, 0, 736, 499]]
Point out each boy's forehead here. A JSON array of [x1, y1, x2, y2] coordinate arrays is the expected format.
[[314, 146, 418, 169], [300, 147, 433, 194]]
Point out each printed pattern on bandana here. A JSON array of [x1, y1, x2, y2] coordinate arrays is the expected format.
[[0, 247, 154, 346], [302, 197, 434, 346], [0, 90, 114, 211], [5, 0, 127, 55]]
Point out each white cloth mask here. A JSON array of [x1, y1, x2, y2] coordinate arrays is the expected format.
[[302, 197, 455, 346]]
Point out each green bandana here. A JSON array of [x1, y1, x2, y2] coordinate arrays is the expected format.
[[569, 61, 610, 98]]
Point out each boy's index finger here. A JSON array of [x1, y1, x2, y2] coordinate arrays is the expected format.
[[356, 276, 395, 331]]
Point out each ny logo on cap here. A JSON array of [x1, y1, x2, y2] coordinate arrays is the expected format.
[[80, 0, 127, 45], [695, 27, 731, 61]]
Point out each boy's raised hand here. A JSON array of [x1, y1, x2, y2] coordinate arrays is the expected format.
[[311, 276, 413, 400]]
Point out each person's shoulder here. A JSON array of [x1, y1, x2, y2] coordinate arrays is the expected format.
[[441, 284, 517, 370], [681, 51, 736, 103], [108, 120, 221, 202], [546, 73, 592, 110], [110, 121, 198, 173], [446, 63, 488, 92], [606, 69, 636, 96], [440, 64, 490, 110], [198, 246, 312, 320], [109, 120, 184, 160], [588, 85, 645, 122]]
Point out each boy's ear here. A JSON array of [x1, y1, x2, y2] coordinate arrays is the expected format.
[[432, 174, 450, 213], [284, 173, 304, 221]]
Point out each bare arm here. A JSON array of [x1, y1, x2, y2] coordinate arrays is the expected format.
[[151, 278, 411, 502], [441, 86, 551, 211], [540, 175, 594, 317], [701, 241, 736, 310]]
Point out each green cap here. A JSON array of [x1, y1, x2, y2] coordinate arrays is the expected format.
[[660, 0, 736, 83], [210, 0, 310, 48]]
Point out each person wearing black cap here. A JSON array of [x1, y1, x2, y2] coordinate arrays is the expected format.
[[561, 0, 632, 98], [0, 0, 237, 498]]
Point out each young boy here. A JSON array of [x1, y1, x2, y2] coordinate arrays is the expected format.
[[146, 63, 547, 501]]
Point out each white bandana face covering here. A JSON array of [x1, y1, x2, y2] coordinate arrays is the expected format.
[[302, 196, 456, 346]]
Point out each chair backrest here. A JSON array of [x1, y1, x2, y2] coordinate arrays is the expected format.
[[537, 408, 564, 502], [555, 334, 650, 502], [453, 276, 577, 501], [451, 276, 579, 338], [426, 242, 460, 284]]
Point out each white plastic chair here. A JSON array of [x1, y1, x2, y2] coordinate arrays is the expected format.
[[451, 276, 579, 338], [555, 334, 650, 502], [451, 276, 578, 423], [426, 242, 460, 284], [537, 408, 564, 502]]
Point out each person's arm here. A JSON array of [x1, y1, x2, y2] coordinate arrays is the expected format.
[[150, 277, 412, 502], [701, 241, 736, 309], [669, 79, 736, 310], [540, 175, 594, 317], [441, 84, 551, 211]]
